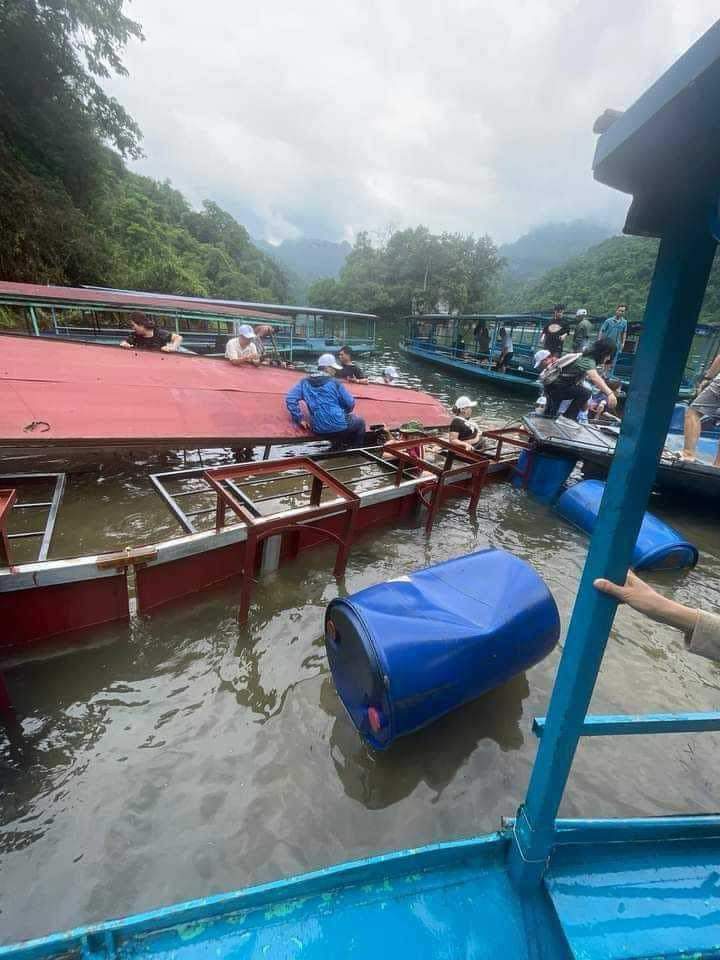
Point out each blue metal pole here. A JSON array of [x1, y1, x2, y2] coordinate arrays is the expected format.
[[508, 211, 718, 888]]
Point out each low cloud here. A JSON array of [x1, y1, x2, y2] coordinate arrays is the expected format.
[[108, 0, 718, 244]]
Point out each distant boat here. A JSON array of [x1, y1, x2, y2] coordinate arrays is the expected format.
[[400, 312, 717, 400]]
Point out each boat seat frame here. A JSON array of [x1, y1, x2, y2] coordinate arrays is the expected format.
[[204, 458, 361, 623], [382, 436, 490, 534]]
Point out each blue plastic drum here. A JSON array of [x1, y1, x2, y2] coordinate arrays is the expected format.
[[555, 480, 698, 571], [325, 548, 560, 749]]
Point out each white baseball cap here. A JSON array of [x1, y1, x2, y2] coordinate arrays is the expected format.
[[383, 365, 398, 380], [318, 352, 342, 370], [454, 395, 477, 409], [534, 349, 551, 368], [237, 323, 256, 338], [575, 309, 588, 317]]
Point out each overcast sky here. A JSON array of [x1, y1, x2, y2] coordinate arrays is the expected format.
[[109, 1, 718, 246]]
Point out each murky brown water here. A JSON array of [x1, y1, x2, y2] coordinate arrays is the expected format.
[[2, 325, 720, 943]]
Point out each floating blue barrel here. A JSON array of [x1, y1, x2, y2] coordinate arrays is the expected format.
[[512, 450, 576, 503], [555, 480, 698, 571], [325, 548, 560, 749]]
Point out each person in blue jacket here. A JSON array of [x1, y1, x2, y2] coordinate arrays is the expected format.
[[286, 353, 367, 450]]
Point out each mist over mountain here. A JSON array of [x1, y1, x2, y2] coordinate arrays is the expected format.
[[499, 220, 618, 282], [255, 237, 351, 300]]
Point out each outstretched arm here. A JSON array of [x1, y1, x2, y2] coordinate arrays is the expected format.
[[285, 382, 304, 423], [594, 570, 697, 632]]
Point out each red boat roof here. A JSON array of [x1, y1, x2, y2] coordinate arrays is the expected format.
[[0, 336, 449, 449]]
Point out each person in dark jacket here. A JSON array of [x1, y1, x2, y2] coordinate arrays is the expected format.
[[285, 353, 366, 449]]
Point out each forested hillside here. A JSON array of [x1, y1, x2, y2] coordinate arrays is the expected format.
[[0, 0, 287, 301], [307, 227, 504, 320], [501, 235, 720, 324], [499, 220, 615, 281]]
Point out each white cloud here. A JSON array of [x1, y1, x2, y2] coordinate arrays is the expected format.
[[108, 0, 719, 243]]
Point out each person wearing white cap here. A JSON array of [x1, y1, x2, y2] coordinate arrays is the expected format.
[[448, 396, 482, 451], [382, 365, 399, 384], [225, 324, 261, 366], [571, 308, 593, 352], [285, 353, 366, 450]]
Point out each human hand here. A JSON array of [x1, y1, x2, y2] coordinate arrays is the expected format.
[[299, 419, 311, 431], [606, 392, 617, 411], [120, 341, 131, 349], [161, 345, 172, 352], [594, 570, 696, 632]]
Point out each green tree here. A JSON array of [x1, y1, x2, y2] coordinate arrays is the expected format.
[[308, 227, 504, 319]]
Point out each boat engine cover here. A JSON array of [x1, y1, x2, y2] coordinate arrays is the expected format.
[[325, 548, 560, 749], [555, 479, 698, 571]]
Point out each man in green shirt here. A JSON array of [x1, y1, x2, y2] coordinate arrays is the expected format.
[[543, 338, 618, 421], [571, 309, 593, 351]]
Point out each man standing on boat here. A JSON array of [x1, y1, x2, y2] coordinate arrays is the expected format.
[[680, 350, 720, 465], [495, 326, 514, 371], [335, 346, 369, 383], [541, 304, 569, 357], [571, 309, 593, 352], [286, 353, 366, 450], [120, 313, 182, 352], [225, 324, 261, 366], [599, 303, 627, 367]]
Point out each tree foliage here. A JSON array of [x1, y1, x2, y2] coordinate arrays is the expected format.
[[0, 0, 289, 301], [307, 227, 504, 319], [498, 234, 720, 324]]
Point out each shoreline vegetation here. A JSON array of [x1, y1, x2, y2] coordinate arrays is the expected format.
[[2, 2, 719, 328]]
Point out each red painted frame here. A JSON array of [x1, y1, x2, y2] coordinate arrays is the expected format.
[[204, 458, 361, 623]]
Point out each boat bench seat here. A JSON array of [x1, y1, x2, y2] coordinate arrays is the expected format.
[[545, 836, 720, 960]]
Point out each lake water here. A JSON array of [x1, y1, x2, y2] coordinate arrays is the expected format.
[[2, 321, 720, 944]]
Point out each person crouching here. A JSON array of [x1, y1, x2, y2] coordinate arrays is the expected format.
[[285, 353, 367, 450]]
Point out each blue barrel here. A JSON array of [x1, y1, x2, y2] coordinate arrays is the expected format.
[[555, 480, 698, 571], [512, 450, 576, 503], [325, 548, 560, 750]]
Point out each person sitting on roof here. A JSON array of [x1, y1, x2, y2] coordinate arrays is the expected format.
[[336, 346, 369, 383], [448, 396, 485, 451], [595, 570, 720, 663], [225, 324, 261, 366], [120, 312, 182, 352], [285, 353, 366, 450]]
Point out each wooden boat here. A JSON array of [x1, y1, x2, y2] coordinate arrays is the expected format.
[[5, 20, 720, 960], [522, 414, 720, 501], [0, 334, 445, 463], [400, 312, 718, 400], [0, 281, 377, 356]]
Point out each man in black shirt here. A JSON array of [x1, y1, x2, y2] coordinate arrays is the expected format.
[[541, 304, 569, 357], [120, 312, 182, 352], [335, 346, 369, 383]]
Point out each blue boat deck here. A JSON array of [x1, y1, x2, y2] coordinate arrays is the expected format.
[[6, 823, 720, 960], [547, 835, 720, 960]]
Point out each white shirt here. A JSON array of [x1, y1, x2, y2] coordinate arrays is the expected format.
[[501, 332, 513, 351], [225, 338, 259, 362]]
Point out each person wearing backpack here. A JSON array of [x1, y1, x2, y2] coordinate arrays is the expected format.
[[541, 338, 617, 422]]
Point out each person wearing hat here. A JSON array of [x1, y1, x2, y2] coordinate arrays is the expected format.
[[225, 324, 261, 366], [285, 353, 366, 450], [448, 396, 483, 451], [571, 309, 593, 352], [382, 365, 399, 384]]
